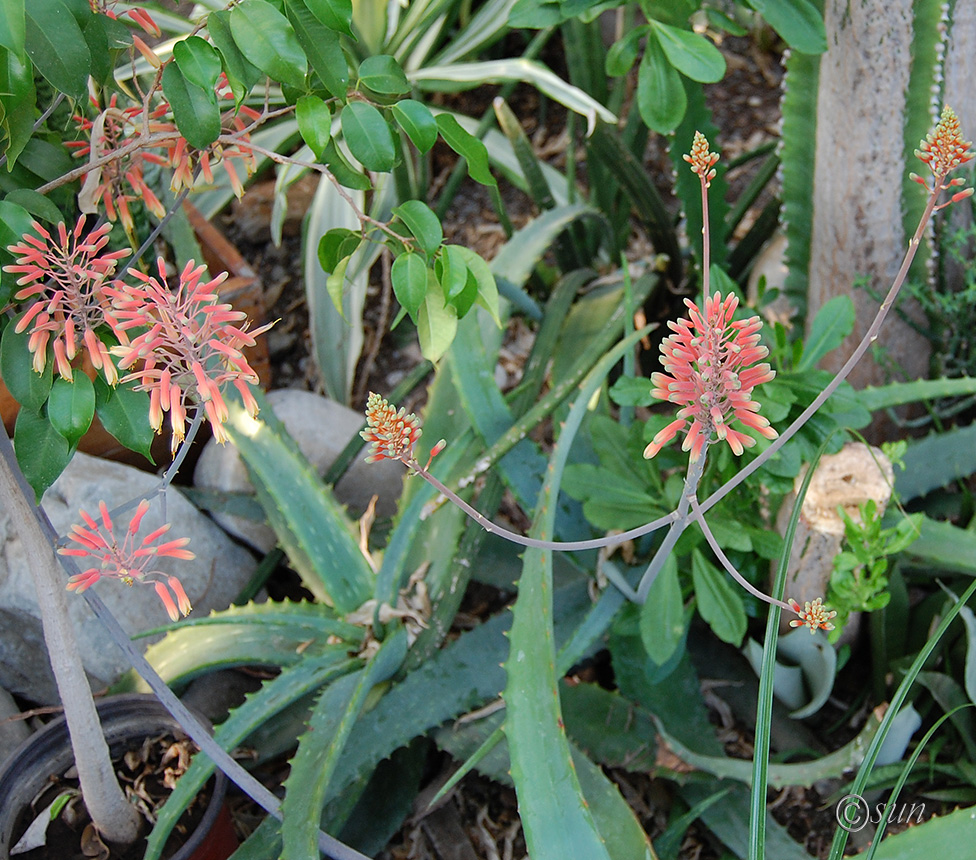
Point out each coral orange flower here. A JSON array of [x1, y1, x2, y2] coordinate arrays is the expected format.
[[109, 258, 271, 451], [4, 217, 130, 383], [684, 130, 719, 187], [644, 292, 777, 461], [788, 598, 837, 634], [59, 499, 194, 621], [361, 392, 423, 463]]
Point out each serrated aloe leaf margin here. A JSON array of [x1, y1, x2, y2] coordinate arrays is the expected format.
[[504, 328, 649, 860], [224, 388, 373, 612]]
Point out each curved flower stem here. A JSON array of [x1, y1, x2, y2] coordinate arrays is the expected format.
[[690, 495, 792, 612], [697, 184, 942, 518], [635, 442, 709, 603]]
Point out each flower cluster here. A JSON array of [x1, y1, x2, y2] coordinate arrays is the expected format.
[[684, 130, 719, 187], [4, 218, 129, 383], [59, 499, 194, 621], [788, 598, 837, 635], [643, 291, 777, 461], [70, 78, 258, 237], [910, 105, 975, 203], [361, 393, 424, 463], [110, 258, 272, 450]]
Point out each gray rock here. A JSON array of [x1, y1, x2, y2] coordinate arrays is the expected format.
[[0, 453, 257, 704], [193, 390, 404, 552]]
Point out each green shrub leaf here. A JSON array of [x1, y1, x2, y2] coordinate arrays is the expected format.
[[304, 0, 354, 38], [391, 100, 437, 154], [93, 377, 154, 461], [230, 0, 307, 89], [286, 0, 349, 99], [14, 408, 70, 501], [25, 0, 90, 100], [747, 0, 827, 54], [691, 549, 747, 646], [296, 95, 332, 161], [637, 32, 686, 134], [392, 200, 442, 257], [391, 252, 427, 318], [173, 35, 221, 92], [162, 62, 220, 150], [340, 101, 396, 172], [358, 54, 409, 96], [435, 114, 496, 187], [1, 316, 52, 411], [650, 20, 725, 83], [47, 374, 95, 445], [640, 554, 686, 665], [417, 275, 457, 362]]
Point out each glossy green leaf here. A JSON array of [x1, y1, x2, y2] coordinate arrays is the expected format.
[[416, 275, 457, 362], [435, 245, 469, 300], [93, 377, 154, 461], [304, 0, 354, 38], [454, 245, 500, 325], [637, 32, 685, 134], [317, 227, 359, 274], [325, 254, 351, 318], [390, 252, 427, 318], [605, 26, 647, 77], [47, 374, 94, 445], [162, 62, 220, 150], [286, 0, 348, 100], [321, 139, 371, 190], [391, 100, 437, 154], [358, 54, 409, 95], [340, 101, 395, 172], [435, 114, 496, 187], [0, 47, 35, 170], [230, 0, 307, 89], [14, 408, 69, 501], [747, 0, 827, 54], [208, 10, 261, 92], [25, 0, 90, 100], [640, 554, 685, 666], [796, 295, 855, 371], [392, 200, 442, 257], [0, 0, 24, 58], [0, 316, 52, 411], [650, 19, 725, 83], [173, 35, 221, 93], [2, 190, 62, 226], [0, 199, 37, 263], [691, 549, 746, 646], [82, 9, 130, 86], [296, 95, 332, 160]]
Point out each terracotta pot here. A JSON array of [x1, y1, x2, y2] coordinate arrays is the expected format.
[[0, 695, 237, 860], [0, 204, 269, 468]]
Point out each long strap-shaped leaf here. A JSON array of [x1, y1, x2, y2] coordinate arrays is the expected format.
[[224, 388, 374, 613], [281, 629, 408, 860], [505, 329, 648, 860]]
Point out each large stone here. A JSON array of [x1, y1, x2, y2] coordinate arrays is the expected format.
[[0, 453, 257, 704], [193, 390, 404, 552]]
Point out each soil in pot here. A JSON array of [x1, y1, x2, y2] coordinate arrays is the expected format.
[[1, 696, 235, 860]]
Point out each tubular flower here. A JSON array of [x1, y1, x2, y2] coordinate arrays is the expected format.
[[910, 105, 975, 204], [108, 258, 272, 452], [58, 499, 195, 621], [684, 130, 719, 187], [643, 291, 777, 461], [361, 393, 423, 463], [788, 598, 837, 635], [4, 218, 130, 383]]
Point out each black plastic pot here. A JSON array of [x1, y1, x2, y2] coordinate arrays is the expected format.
[[0, 694, 236, 860]]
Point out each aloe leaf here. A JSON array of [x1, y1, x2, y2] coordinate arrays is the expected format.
[[505, 332, 648, 860], [282, 630, 407, 860], [897, 423, 976, 501], [144, 652, 359, 860], [113, 601, 360, 692], [224, 389, 373, 611]]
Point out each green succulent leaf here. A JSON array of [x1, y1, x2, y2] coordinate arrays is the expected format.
[[340, 101, 396, 172]]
